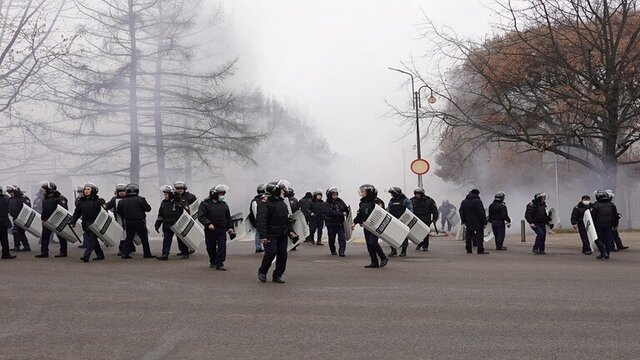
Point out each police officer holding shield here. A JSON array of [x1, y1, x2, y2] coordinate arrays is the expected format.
[[257, 180, 297, 283], [35, 182, 69, 258], [117, 184, 154, 259], [154, 185, 189, 260], [198, 185, 235, 271], [70, 183, 106, 262], [6, 185, 32, 252]]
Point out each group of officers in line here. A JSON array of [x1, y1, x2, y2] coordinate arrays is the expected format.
[[0, 180, 631, 283]]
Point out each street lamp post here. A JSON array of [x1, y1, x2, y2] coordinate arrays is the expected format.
[[389, 67, 436, 188]]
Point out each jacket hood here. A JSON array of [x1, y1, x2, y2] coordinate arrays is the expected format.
[[466, 193, 478, 200]]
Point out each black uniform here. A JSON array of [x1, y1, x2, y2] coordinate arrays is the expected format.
[[155, 196, 189, 258], [71, 195, 106, 261], [525, 198, 551, 253], [459, 192, 487, 254], [323, 197, 349, 256], [8, 190, 31, 251], [387, 194, 412, 256], [570, 202, 592, 253], [353, 195, 387, 267], [488, 200, 511, 250], [198, 198, 233, 268], [411, 195, 438, 250], [591, 199, 618, 255], [257, 195, 293, 281], [309, 197, 325, 244], [299, 193, 312, 221], [117, 194, 153, 258], [0, 195, 14, 258], [39, 191, 69, 256]]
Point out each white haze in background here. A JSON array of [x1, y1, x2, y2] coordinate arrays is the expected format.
[[220, 0, 496, 214]]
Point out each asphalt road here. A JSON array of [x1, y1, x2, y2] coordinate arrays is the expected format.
[[1, 232, 639, 360]]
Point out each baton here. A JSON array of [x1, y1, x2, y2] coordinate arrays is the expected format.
[[434, 222, 439, 235]]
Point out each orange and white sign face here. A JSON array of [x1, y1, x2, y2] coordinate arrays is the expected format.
[[410, 158, 430, 175]]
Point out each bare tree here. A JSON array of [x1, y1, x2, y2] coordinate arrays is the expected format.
[[408, 0, 640, 191]]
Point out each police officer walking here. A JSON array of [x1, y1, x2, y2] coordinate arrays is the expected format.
[[257, 180, 297, 283], [198, 185, 235, 271], [154, 185, 189, 260], [488, 192, 511, 251], [411, 187, 438, 252], [35, 182, 69, 258], [387, 187, 413, 257], [70, 183, 106, 262], [117, 184, 154, 259], [248, 184, 266, 253], [439, 200, 456, 231], [174, 181, 197, 256], [352, 184, 388, 268], [0, 187, 17, 259], [323, 187, 349, 257], [525, 193, 553, 255], [6, 185, 32, 252], [105, 184, 136, 256], [460, 189, 489, 254], [308, 190, 325, 245], [570, 195, 593, 255], [591, 190, 618, 259]]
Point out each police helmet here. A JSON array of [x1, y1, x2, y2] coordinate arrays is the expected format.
[[358, 184, 377, 197], [326, 187, 339, 197], [534, 192, 547, 201], [41, 181, 57, 193], [495, 191, 506, 200], [256, 184, 266, 195], [174, 181, 187, 190], [388, 186, 403, 196], [312, 189, 323, 197], [83, 182, 99, 195], [5, 185, 17, 194], [604, 189, 615, 200], [115, 184, 127, 192], [160, 185, 175, 195], [594, 190, 610, 202], [413, 187, 425, 195], [125, 183, 139, 195], [209, 184, 230, 198]]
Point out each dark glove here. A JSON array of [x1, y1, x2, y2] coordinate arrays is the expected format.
[[229, 233, 237, 240], [154, 220, 162, 233], [290, 234, 300, 243], [549, 223, 555, 230]]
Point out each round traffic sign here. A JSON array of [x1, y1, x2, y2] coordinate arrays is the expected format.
[[411, 158, 430, 175]]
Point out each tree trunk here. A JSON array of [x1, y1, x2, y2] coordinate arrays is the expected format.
[[127, 0, 140, 184], [153, 5, 166, 187]]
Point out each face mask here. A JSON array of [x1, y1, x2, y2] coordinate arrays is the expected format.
[[582, 201, 590, 205], [218, 196, 225, 202]]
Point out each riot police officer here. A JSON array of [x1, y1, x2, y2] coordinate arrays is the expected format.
[[591, 190, 618, 259], [173, 181, 196, 256], [154, 185, 189, 260], [411, 187, 438, 251], [387, 187, 413, 257], [35, 181, 69, 258], [488, 191, 511, 251], [309, 189, 325, 245], [460, 189, 489, 254], [117, 184, 154, 259], [248, 184, 267, 253], [0, 187, 16, 259], [525, 192, 552, 255], [257, 180, 297, 283], [352, 184, 388, 268], [70, 183, 106, 262], [323, 187, 349, 257], [570, 195, 593, 255], [104, 184, 136, 256], [198, 184, 235, 270], [6, 185, 31, 252]]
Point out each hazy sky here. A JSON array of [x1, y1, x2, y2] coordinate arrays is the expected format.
[[224, 0, 494, 196]]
